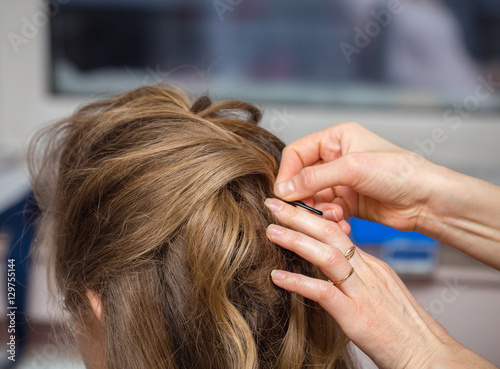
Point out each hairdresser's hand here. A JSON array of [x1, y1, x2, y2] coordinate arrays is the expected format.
[[274, 122, 441, 232], [265, 199, 498, 369], [274, 122, 500, 270]]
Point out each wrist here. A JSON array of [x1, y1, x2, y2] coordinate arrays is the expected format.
[[414, 161, 500, 268], [427, 342, 497, 369], [413, 162, 462, 240]]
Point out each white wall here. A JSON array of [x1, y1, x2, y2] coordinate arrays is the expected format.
[[1, 0, 499, 182], [1, 1, 499, 163], [260, 106, 500, 182], [0, 0, 82, 158]]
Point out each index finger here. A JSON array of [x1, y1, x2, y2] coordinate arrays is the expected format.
[[275, 127, 343, 185]]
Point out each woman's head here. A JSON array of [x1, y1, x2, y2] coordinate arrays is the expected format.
[[30, 85, 350, 368]]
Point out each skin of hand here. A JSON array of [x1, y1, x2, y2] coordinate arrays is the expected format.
[[264, 198, 498, 369], [274, 122, 500, 270]]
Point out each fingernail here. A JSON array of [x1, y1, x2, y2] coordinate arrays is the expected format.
[[267, 224, 284, 236], [264, 198, 283, 212], [271, 270, 286, 280], [327, 209, 339, 222], [275, 180, 295, 197]]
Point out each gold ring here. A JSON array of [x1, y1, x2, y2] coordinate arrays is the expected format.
[[328, 267, 354, 286], [344, 246, 356, 260]]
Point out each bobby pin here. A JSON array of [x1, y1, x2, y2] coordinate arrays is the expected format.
[[284, 200, 323, 216]]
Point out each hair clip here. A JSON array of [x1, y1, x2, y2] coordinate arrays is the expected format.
[[284, 200, 323, 216]]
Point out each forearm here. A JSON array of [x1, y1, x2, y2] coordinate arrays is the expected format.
[[416, 164, 500, 270], [428, 343, 498, 369]]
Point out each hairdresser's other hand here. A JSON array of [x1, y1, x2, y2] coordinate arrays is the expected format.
[[265, 199, 498, 369], [274, 122, 440, 232], [274, 122, 500, 270]]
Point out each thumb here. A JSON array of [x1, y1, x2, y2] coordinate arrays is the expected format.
[[274, 154, 363, 200]]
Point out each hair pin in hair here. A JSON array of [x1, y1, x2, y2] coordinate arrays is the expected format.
[[284, 200, 323, 216]]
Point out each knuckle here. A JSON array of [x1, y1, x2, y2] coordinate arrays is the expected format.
[[337, 122, 365, 138], [281, 145, 291, 155], [323, 248, 344, 268], [285, 275, 302, 291], [285, 230, 303, 248], [372, 258, 395, 276], [317, 283, 336, 301], [339, 121, 361, 131], [343, 152, 361, 169], [283, 205, 300, 224], [281, 145, 293, 160], [342, 153, 366, 187], [323, 222, 342, 238], [378, 260, 393, 273], [297, 167, 317, 190]]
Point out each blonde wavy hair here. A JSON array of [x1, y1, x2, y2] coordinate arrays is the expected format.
[[29, 85, 352, 368]]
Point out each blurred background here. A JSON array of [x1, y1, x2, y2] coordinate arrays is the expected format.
[[0, 0, 499, 367]]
